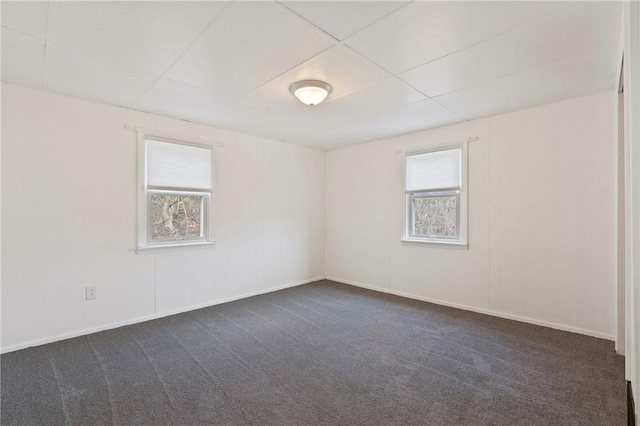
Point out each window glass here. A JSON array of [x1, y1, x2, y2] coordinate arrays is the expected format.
[[412, 195, 458, 238], [150, 194, 204, 241]]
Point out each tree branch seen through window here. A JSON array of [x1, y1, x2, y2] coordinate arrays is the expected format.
[[150, 194, 202, 240]]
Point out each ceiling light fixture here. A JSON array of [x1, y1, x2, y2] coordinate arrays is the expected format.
[[289, 80, 332, 106]]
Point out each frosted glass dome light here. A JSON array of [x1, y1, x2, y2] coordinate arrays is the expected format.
[[289, 80, 332, 106]]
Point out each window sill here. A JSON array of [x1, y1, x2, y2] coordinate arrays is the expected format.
[[401, 238, 468, 249], [136, 241, 216, 254]]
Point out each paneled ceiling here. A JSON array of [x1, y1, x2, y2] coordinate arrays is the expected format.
[[1, 1, 622, 149]]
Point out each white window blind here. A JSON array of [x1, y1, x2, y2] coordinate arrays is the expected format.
[[406, 147, 461, 192], [146, 138, 212, 190]]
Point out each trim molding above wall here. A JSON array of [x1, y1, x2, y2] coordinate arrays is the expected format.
[[0, 276, 325, 355], [327, 276, 615, 341]]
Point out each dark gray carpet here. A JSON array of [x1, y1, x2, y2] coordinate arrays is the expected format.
[[1, 280, 625, 425]]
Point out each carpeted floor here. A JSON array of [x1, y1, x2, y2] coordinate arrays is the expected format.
[[1, 280, 625, 425]]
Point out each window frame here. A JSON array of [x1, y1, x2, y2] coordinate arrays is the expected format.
[[403, 143, 468, 247], [136, 131, 216, 253]]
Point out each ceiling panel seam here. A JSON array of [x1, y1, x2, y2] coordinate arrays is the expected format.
[[132, 0, 236, 106], [387, 2, 578, 77]]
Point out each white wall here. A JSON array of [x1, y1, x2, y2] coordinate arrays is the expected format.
[[326, 91, 618, 339], [0, 82, 621, 352], [1, 83, 325, 352]]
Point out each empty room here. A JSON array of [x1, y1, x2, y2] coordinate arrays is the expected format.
[[1, 0, 640, 424]]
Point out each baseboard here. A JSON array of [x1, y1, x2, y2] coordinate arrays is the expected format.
[[1, 276, 325, 354], [326, 276, 615, 341]]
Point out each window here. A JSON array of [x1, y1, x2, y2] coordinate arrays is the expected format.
[[405, 144, 467, 245], [137, 133, 214, 251]]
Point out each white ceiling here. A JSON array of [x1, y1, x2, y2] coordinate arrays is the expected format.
[[1, 1, 622, 149]]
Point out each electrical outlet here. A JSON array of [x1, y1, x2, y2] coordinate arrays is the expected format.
[[85, 286, 97, 301]]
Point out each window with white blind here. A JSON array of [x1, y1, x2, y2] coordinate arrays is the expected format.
[[137, 133, 214, 252], [405, 144, 467, 245]]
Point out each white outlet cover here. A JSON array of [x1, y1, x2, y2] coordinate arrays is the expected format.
[[85, 286, 97, 301]]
